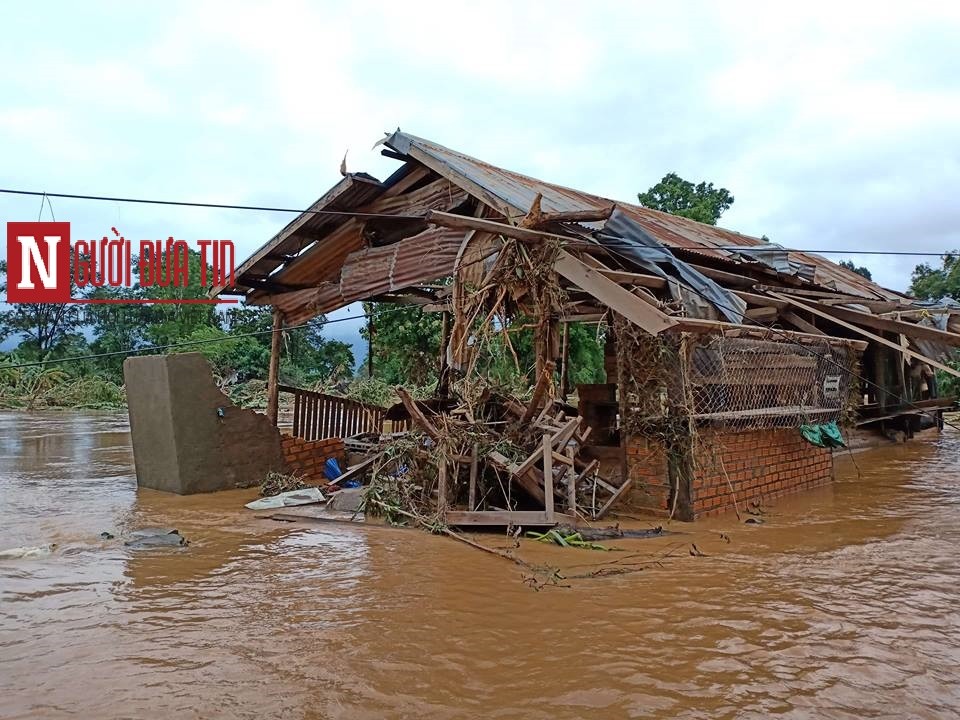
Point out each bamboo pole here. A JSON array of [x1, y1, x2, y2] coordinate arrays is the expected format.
[[266, 308, 283, 426]]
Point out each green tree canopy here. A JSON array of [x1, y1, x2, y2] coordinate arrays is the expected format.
[[839, 259, 873, 281], [910, 252, 960, 301], [637, 172, 734, 225]]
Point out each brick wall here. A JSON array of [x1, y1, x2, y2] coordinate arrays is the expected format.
[[691, 427, 832, 517], [280, 434, 345, 485], [623, 436, 670, 515], [622, 427, 833, 519]]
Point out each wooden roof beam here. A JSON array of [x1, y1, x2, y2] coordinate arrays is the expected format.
[[769, 292, 960, 379]]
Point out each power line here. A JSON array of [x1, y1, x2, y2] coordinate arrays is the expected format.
[[0, 188, 421, 221], [719, 247, 960, 258], [0, 187, 957, 258]]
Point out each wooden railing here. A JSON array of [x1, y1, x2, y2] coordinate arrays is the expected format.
[[279, 385, 407, 441]]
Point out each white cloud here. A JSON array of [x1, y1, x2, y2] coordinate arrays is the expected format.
[[1, 0, 958, 303]]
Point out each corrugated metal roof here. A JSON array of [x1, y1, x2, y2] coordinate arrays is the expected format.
[[272, 227, 463, 325], [385, 131, 900, 301]]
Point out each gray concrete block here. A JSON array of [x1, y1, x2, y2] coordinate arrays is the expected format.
[[123, 353, 289, 494]]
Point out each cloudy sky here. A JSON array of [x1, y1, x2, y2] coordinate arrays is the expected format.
[[2, 1, 959, 352]]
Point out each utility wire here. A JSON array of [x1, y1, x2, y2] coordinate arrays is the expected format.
[[0, 187, 957, 258]]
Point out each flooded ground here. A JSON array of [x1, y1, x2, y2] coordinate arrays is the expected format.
[[1, 410, 958, 719]]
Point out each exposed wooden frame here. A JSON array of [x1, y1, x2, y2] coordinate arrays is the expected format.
[[809, 301, 960, 348], [674, 317, 868, 351], [595, 269, 668, 289], [770, 293, 960, 380], [554, 250, 678, 335]]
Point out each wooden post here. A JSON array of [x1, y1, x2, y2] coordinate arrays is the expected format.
[[468, 443, 479, 511], [266, 308, 283, 426], [565, 444, 577, 517], [437, 460, 448, 512], [542, 434, 555, 522], [367, 312, 374, 378], [438, 310, 451, 397], [559, 321, 570, 399]]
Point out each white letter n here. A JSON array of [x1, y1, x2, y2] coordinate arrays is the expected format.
[[16, 235, 60, 289]]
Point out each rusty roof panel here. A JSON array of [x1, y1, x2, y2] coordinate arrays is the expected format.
[[385, 131, 898, 301], [256, 227, 465, 325]]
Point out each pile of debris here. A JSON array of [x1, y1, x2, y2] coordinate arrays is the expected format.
[[352, 368, 630, 530]]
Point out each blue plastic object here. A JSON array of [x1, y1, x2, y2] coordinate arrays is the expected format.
[[324, 457, 342, 481]]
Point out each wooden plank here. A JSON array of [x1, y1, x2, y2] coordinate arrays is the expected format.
[[732, 289, 789, 309], [673, 317, 868, 350], [530, 205, 616, 226], [292, 391, 301, 437], [595, 268, 668, 289], [554, 250, 678, 335], [444, 511, 575, 526], [328, 453, 382, 486], [559, 321, 570, 398], [543, 435, 555, 522], [757, 285, 872, 301], [513, 445, 545, 480], [308, 395, 317, 440], [468, 444, 479, 511], [396, 387, 441, 441], [745, 306, 779, 321], [550, 417, 581, 450], [266, 309, 283, 425], [377, 163, 432, 199], [770, 293, 960, 380], [487, 451, 546, 505], [520, 360, 557, 423], [781, 310, 824, 335], [686, 262, 756, 288], [821, 298, 903, 313], [595, 478, 633, 520], [811, 301, 960, 348], [565, 445, 577, 517], [437, 460, 448, 511]]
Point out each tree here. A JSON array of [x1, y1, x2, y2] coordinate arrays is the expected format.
[[361, 303, 443, 386], [0, 260, 86, 359], [638, 172, 734, 225], [839, 260, 873, 281], [910, 252, 960, 301]]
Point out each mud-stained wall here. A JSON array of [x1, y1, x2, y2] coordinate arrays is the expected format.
[[124, 353, 290, 494], [623, 428, 834, 519]]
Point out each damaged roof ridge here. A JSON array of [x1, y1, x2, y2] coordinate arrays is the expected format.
[[387, 130, 767, 240], [383, 130, 896, 300]]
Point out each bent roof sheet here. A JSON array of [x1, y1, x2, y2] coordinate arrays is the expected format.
[[384, 131, 900, 301]]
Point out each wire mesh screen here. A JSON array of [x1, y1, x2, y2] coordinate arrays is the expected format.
[[616, 319, 862, 439], [686, 335, 860, 430]]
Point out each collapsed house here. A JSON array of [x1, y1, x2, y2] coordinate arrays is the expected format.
[[213, 131, 960, 522]]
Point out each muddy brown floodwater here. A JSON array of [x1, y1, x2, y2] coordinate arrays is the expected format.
[[1, 411, 959, 719]]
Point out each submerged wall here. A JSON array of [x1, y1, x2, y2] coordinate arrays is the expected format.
[[124, 353, 290, 494], [280, 435, 345, 484], [622, 427, 834, 519]]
